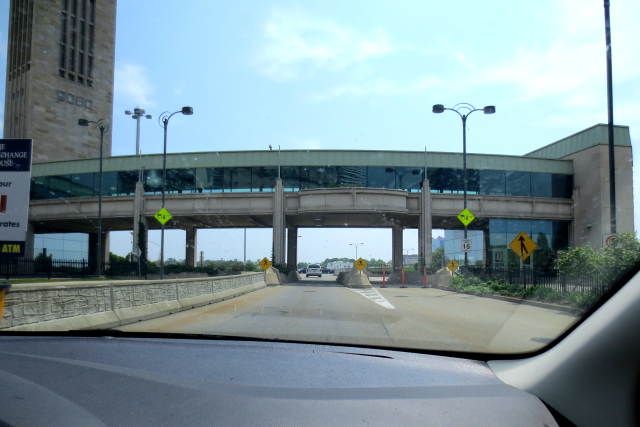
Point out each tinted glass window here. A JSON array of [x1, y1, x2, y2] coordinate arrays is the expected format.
[[531, 173, 552, 197], [505, 171, 530, 196], [479, 170, 505, 195]]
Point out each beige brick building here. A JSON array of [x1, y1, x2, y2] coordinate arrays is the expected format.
[[4, 0, 116, 162]]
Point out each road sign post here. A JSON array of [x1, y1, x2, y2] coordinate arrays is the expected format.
[[457, 208, 475, 267], [508, 231, 538, 262], [259, 257, 272, 270], [603, 234, 618, 249], [354, 258, 367, 272], [446, 259, 459, 273]]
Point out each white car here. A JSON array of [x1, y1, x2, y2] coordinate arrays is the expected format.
[[306, 264, 322, 277]]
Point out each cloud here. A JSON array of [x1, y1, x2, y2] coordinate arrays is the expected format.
[[310, 76, 442, 101], [255, 9, 396, 80], [114, 64, 155, 106], [479, 0, 640, 108]]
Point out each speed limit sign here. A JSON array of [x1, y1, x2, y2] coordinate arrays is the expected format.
[[461, 239, 472, 253]]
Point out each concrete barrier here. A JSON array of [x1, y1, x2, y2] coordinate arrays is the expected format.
[[0, 272, 266, 332], [337, 269, 372, 288]]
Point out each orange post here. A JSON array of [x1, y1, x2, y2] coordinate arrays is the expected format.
[[381, 267, 386, 288], [423, 268, 427, 288], [401, 267, 405, 288]]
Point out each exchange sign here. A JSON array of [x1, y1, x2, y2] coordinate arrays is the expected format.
[[0, 139, 33, 257]]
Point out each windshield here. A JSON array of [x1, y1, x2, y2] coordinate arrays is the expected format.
[[0, 0, 638, 356]]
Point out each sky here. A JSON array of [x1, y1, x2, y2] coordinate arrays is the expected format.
[[0, 0, 639, 264]]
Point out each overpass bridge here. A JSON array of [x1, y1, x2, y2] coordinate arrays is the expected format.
[[24, 124, 634, 270], [29, 186, 573, 271]]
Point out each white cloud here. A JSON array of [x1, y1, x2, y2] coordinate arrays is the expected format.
[[310, 76, 442, 101], [114, 64, 155, 106], [479, 0, 640, 108], [255, 9, 395, 80]]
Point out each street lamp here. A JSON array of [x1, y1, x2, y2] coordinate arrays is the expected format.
[[124, 107, 152, 157], [158, 106, 193, 279], [350, 243, 364, 260], [78, 118, 109, 275], [433, 103, 495, 267]]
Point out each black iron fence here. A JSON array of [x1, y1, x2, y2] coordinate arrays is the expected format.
[[0, 258, 148, 280], [461, 267, 611, 295]]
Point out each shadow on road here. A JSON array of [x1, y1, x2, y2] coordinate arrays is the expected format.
[[281, 278, 343, 288]]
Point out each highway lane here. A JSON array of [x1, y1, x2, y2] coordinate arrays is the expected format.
[[119, 277, 580, 353]]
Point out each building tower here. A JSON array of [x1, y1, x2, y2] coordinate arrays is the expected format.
[[4, 0, 116, 163]]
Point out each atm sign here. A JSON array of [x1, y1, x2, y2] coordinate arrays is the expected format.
[[0, 241, 24, 257]]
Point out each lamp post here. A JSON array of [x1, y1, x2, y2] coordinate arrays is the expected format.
[[350, 243, 364, 260], [432, 103, 495, 267], [158, 107, 193, 279], [125, 108, 152, 157], [78, 118, 109, 275]]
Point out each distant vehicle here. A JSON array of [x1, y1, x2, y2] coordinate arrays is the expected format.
[[322, 267, 329, 274], [298, 267, 306, 274], [306, 264, 322, 278]]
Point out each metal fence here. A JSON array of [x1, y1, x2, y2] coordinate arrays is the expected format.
[[461, 267, 611, 295], [0, 258, 148, 280]]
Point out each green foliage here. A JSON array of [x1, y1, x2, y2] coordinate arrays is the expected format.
[[109, 252, 127, 263], [272, 263, 290, 274], [557, 232, 640, 285], [448, 274, 601, 310], [556, 244, 603, 277]]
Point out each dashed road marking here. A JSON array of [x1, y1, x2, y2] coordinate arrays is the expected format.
[[349, 288, 395, 309]]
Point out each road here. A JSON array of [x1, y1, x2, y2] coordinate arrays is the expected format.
[[120, 277, 580, 354]]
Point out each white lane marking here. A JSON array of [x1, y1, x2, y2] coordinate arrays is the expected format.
[[349, 288, 395, 309]]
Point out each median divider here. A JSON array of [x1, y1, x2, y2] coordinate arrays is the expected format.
[[0, 272, 267, 332]]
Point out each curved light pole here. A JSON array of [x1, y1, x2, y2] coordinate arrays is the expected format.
[[349, 243, 364, 260], [158, 107, 193, 279], [433, 103, 495, 267], [78, 118, 109, 275]]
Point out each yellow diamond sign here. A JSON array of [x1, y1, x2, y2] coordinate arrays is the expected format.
[[457, 208, 475, 226], [446, 259, 459, 273], [354, 258, 368, 270], [259, 257, 272, 270], [509, 231, 538, 261], [154, 207, 173, 225]]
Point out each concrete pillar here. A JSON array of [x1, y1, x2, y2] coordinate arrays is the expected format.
[[185, 228, 198, 267], [272, 178, 286, 265], [88, 231, 109, 274], [24, 222, 35, 258], [287, 226, 298, 270], [132, 181, 145, 259], [392, 226, 403, 272], [418, 179, 432, 271]]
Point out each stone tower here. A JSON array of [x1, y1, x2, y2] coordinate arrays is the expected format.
[[3, 0, 116, 162]]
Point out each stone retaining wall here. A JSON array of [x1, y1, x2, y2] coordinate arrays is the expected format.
[[0, 272, 266, 331]]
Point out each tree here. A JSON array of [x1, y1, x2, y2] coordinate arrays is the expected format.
[[557, 232, 640, 283], [556, 244, 603, 278], [431, 247, 446, 271]]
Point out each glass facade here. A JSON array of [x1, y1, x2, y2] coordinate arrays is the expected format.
[[443, 219, 571, 269], [34, 233, 89, 260], [30, 166, 573, 200], [444, 230, 484, 266]]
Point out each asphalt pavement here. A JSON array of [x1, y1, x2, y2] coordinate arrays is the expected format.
[[119, 276, 580, 354]]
